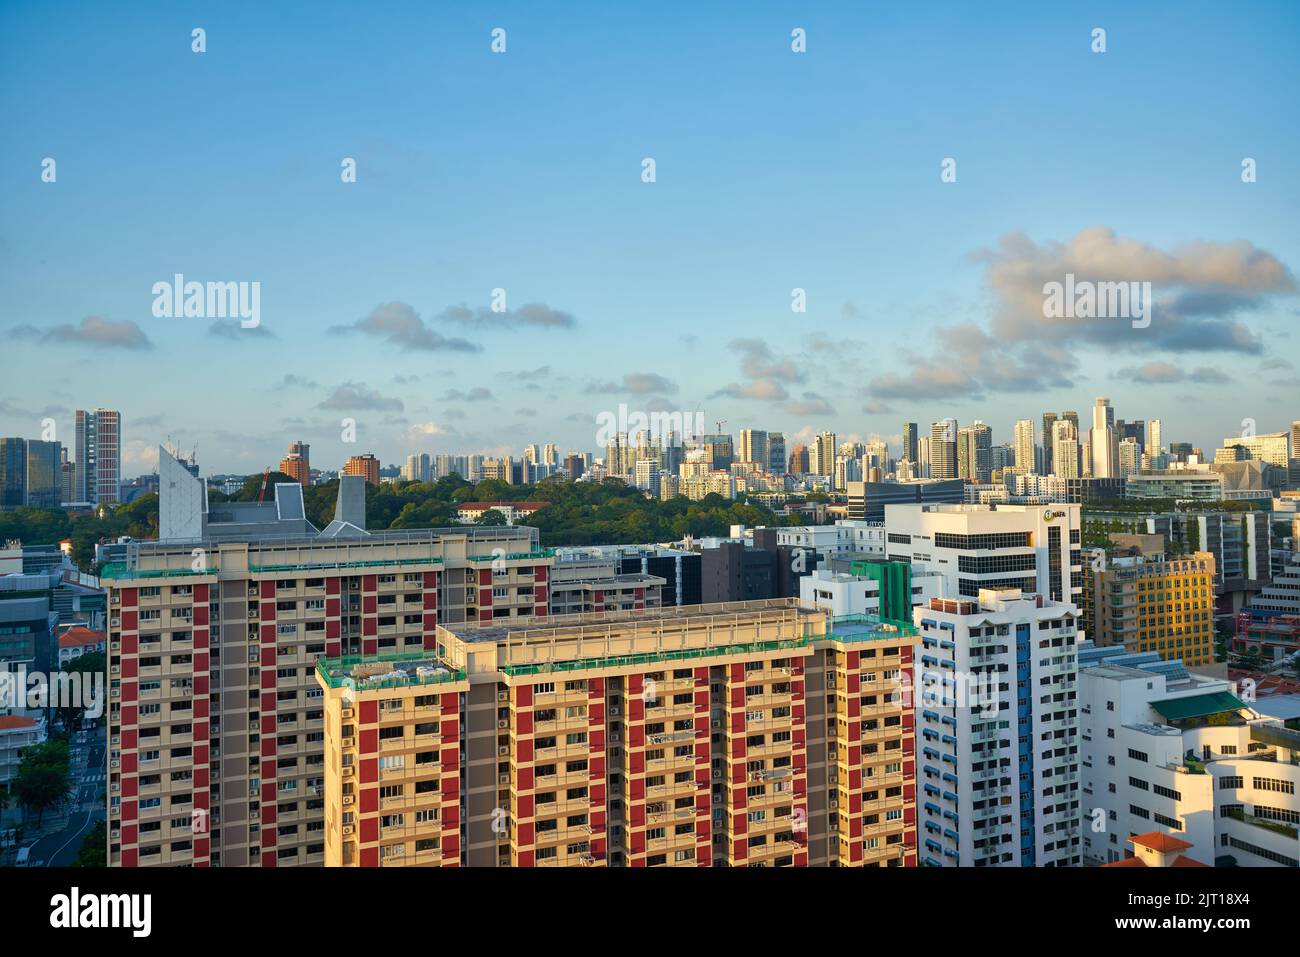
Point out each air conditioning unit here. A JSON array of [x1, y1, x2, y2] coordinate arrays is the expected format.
[[342, 825, 355, 836], [497, 691, 508, 702], [711, 720, 721, 729], [340, 708, 354, 719], [110, 759, 120, 769], [497, 746, 508, 756], [341, 737, 356, 749], [610, 706, 620, 716], [497, 720, 508, 729], [342, 795, 355, 806], [341, 765, 355, 777], [110, 665, 120, 675], [828, 800, 839, 811], [499, 774, 509, 786]]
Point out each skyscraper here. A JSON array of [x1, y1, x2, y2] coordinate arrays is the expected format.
[[0, 438, 26, 511], [1041, 413, 1058, 475], [1291, 420, 1300, 489], [1090, 398, 1117, 479], [738, 429, 768, 467], [75, 408, 121, 504], [1117, 437, 1141, 477], [928, 419, 957, 480], [788, 444, 809, 475], [902, 422, 918, 464], [810, 431, 837, 478], [1148, 419, 1163, 455], [345, 453, 381, 485], [1052, 418, 1079, 479], [280, 440, 311, 485], [767, 432, 786, 475], [24, 439, 61, 508], [956, 421, 992, 483], [1013, 419, 1035, 475]]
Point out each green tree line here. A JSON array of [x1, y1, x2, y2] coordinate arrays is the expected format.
[[1, 476, 809, 567]]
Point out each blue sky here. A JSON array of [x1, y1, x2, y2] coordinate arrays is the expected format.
[[1, 0, 1297, 476]]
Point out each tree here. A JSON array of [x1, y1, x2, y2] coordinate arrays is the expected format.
[[476, 509, 508, 527], [230, 471, 298, 502], [12, 741, 72, 826], [73, 821, 107, 867], [56, 651, 106, 734]]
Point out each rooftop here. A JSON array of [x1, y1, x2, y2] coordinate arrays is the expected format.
[[828, 615, 918, 643], [440, 597, 820, 645], [457, 501, 550, 511], [0, 715, 40, 731], [316, 652, 466, 691], [58, 626, 106, 649], [1130, 831, 1194, 853], [1149, 691, 1248, 723]]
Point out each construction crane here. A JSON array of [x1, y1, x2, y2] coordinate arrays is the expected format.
[[257, 467, 271, 503], [715, 419, 727, 435]]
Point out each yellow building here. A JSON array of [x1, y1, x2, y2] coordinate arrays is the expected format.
[[1084, 551, 1216, 666]]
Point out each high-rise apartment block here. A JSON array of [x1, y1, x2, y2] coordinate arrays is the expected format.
[[901, 422, 918, 465], [280, 441, 310, 485], [929, 419, 957, 480], [102, 469, 551, 867], [313, 600, 919, 867], [344, 453, 381, 486], [75, 407, 121, 504], [915, 589, 1081, 866]]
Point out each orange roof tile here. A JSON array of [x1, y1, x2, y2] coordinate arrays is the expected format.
[[59, 626, 106, 649], [0, 715, 39, 731], [1102, 857, 1146, 868], [1130, 831, 1194, 853], [1171, 855, 1209, 867]]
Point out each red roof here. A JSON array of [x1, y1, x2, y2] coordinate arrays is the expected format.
[[0, 715, 39, 731], [457, 502, 550, 511], [1130, 831, 1194, 853], [59, 626, 106, 649], [1101, 857, 1146, 868], [1171, 855, 1208, 867]]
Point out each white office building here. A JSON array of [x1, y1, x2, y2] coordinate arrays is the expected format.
[[883, 503, 1081, 606]]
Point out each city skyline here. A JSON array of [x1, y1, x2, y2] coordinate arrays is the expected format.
[[3, 2, 1299, 473]]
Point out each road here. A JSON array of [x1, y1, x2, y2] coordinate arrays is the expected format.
[[22, 726, 106, 867]]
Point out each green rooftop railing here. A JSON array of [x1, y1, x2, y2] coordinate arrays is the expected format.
[[467, 549, 554, 563], [250, 556, 444, 573], [100, 563, 216, 580]]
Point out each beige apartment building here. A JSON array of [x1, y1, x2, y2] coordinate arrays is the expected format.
[[315, 599, 920, 867], [103, 523, 550, 867]]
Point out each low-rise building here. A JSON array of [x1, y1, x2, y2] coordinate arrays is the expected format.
[[454, 502, 550, 525], [0, 714, 46, 786], [57, 625, 106, 667], [1079, 641, 1300, 867]]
